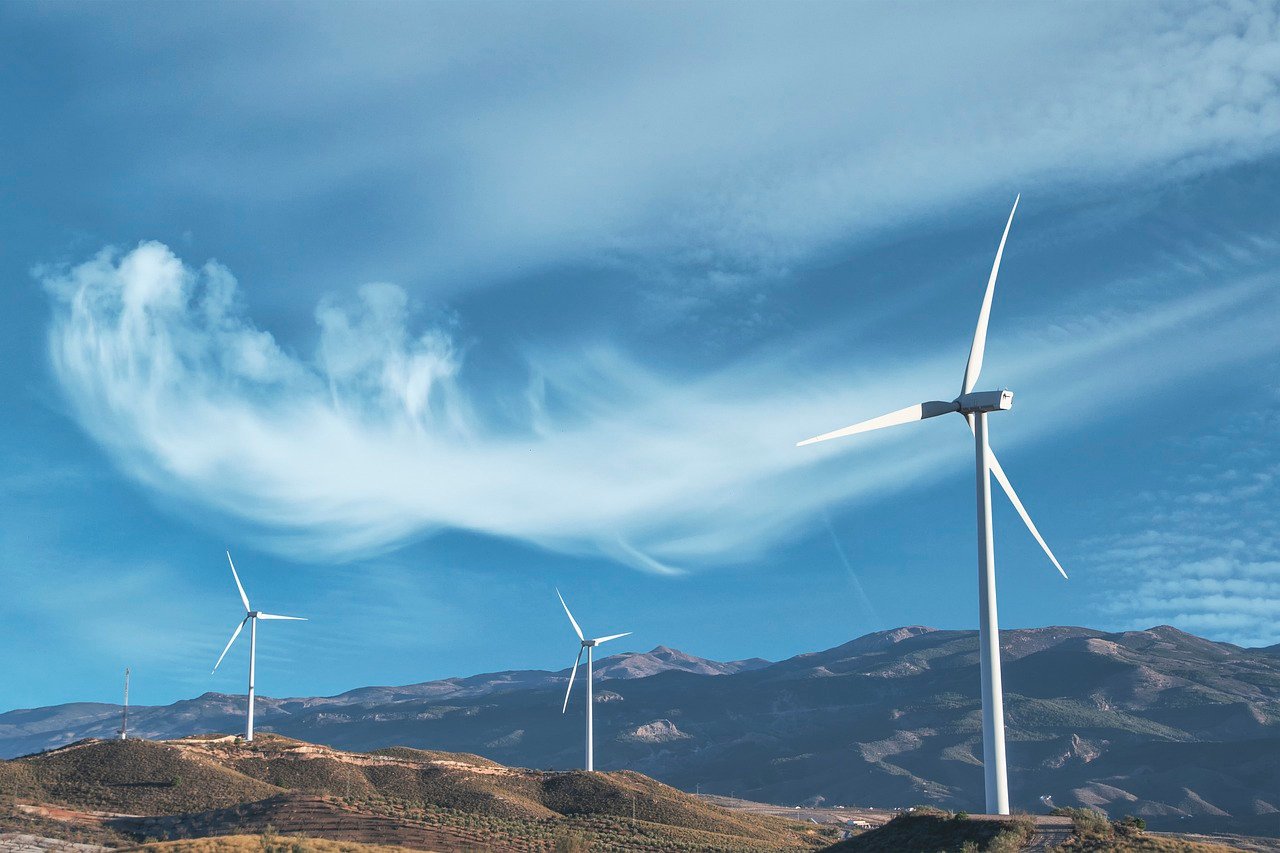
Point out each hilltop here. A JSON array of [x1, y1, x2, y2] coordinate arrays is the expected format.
[[0, 735, 831, 851], [828, 807, 1249, 853], [6, 625, 1280, 838]]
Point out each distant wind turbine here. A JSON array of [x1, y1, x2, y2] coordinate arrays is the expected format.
[[118, 667, 130, 740], [557, 589, 630, 772], [212, 551, 306, 742], [796, 195, 1067, 815]]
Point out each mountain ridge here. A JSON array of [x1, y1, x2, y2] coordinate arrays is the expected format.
[[0, 644, 769, 757], [5, 624, 1280, 837]]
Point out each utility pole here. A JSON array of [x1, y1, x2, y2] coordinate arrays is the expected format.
[[119, 668, 130, 740]]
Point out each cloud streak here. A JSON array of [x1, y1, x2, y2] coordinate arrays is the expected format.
[[42, 240, 1280, 573], [13, 2, 1278, 299], [1091, 408, 1280, 647]]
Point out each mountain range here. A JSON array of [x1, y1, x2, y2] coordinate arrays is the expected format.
[[5, 625, 1280, 836], [0, 645, 770, 759]]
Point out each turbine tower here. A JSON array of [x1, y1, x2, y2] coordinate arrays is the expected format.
[[796, 196, 1067, 815], [118, 667, 130, 740], [557, 589, 630, 772], [212, 551, 306, 742]]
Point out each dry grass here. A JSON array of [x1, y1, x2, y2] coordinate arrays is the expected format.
[[12, 739, 281, 815], [0, 800, 133, 847], [123, 834, 424, 853]]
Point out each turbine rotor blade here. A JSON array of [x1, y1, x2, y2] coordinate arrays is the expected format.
[[592, 632, 632, 645], [256, 613, 307, 621], [988, 450, 1068, 579], [226, 551, 251, 612], [562, 647, 584, 713], [556, 588, 584, 641], [962, 194, 1019, 396], [212, 616, 248, 673], [797, 401, 957, 447], [965, 418, 1068, 579]]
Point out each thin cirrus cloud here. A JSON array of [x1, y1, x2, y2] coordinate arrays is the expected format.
[[26, 2, 1279, 296], [1093, 408, 1280, 648], [281, 3, 1280, 286], [41, 240, 1280, 573]]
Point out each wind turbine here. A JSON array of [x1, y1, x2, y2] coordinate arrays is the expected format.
[[796, 195, 1066, 815], [557, 589, 630, 772], [212, 551, 306, 742], [118, 667, 130, 740]]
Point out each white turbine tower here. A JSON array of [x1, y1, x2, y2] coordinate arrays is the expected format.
[[557, 589, 630, 772], [212, 551, 306, 742], [796, 196, 1067, 816], [118, 667, 130, 740]]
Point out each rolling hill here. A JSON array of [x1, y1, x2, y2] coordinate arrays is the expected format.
[[0, 735, 831, 851]]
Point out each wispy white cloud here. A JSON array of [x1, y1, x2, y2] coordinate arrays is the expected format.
[[42, 241, 1280, 572], [1091, 409, 1280, 648], [19, 2, 1280, 299]]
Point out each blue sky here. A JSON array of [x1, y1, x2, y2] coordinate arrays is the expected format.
[[2, 2, 1279, 712]]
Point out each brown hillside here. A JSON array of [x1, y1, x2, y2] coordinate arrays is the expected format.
[[11, 739, 281, 814], [2, 735, 831, 852], [133, 836, 420, 853], [111, 794, 523, 851]]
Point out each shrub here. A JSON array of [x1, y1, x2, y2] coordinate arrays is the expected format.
[[554, 831, 591, 851]]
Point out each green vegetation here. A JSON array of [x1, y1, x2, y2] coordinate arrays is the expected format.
[[1002, 697, 1189, 739], [133, 835, 419, 853], [1051, 807, 1236, 852], [823, 806, 1033, 852]]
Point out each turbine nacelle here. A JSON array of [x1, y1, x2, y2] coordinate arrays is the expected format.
[[212, 551, 306, 743], [556, 588, 630, 771], [794, 194, 1070, 815], [956, 390, 1013, 415]]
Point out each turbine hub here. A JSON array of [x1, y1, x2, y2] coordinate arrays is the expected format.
[[956, 389, 1013, 414], [583, 639, 596, 647]]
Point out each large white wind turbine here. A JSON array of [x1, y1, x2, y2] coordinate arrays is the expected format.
[[212, 551, 306, 742], [797, 196, 1067, 815], [557, 589, 630, 772]]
